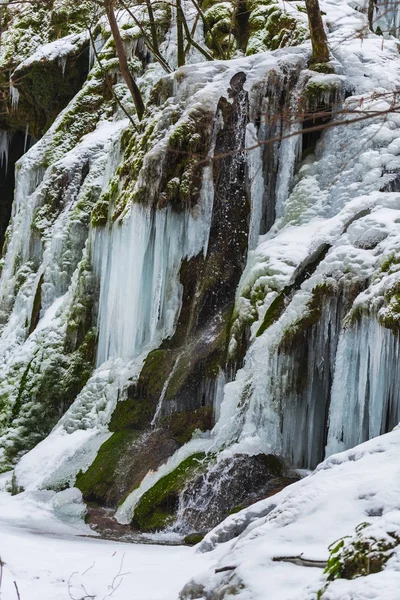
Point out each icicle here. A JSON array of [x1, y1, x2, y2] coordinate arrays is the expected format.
[[24, 124, 30, 154], [94, 164, 214, 367], [376, 0, 400, 36], [58, 56, 67, 76], [0, 131, 11, 171], [274, 81, 303, 220], [326, 316, 400, 457], [89, 34, 105, 70], [246, 123, 264, 250], [9, 84, 20, 111]]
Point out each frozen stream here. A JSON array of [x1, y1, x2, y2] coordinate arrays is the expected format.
[[0, 483, 211, 600]]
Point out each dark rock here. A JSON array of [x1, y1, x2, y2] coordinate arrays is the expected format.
[[178, 453, 298, 532]]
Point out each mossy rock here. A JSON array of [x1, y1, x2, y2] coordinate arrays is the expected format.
[[323, 522, 400, 586], [91, 199, 110, 228], [280, 282, 337, 349], [160, 407, 214, 445], [299, 76, 342, 113], [183, 532, 205, 545], [0, 36, 90, 139], [109, 394, 155, 432], [246, 2, 307, 55], [108, 348, 177, 433], [131, 453, 208, 531], [77, 427, 178, 508], [3, 326, 96, 466], [256, 290, 287, 337], [229, 505, 245, 514], [75, 430, 139, 504]]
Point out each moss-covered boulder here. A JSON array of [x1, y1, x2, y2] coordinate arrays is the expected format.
[[178, 453, 296, 531], [246, 0, 307, 56], [131, 453, 208, 531], [0, 0, 95, 138]]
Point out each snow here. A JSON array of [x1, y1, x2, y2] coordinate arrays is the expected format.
[[180, 428, 400, 600], [0, 481, 211, 600], [14, 32, 88, 72], [1, 1, 400, 598], [3, 430, 400, 600]]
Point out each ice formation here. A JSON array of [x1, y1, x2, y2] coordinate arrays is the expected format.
[[0, 0, 399, 566]]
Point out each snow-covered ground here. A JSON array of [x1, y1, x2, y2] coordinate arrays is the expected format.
[[2, 430, 400, 599], [0, 478, 211, 600], [180, 428, 400, 599]]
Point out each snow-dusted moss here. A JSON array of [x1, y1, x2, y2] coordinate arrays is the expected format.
[[300, 73, 344, 112], [319, 521, 400, 598], [0, 2, 96, 137], [246, 0, 307, 56], [131, 453, 208, 531], [203, 1, 238, 57]]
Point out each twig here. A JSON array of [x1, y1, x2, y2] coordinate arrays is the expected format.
[[215, 565, 236, 573], [85, 19, 138, 131], [272, 554, 327, 568], [81, 583, 95, 599], [82, 561, 96, 576], [118, 0, 172, 73], [13, 581, 21, 600], [0, 556, 3, 591], [180, 5, 213, 61], [102, 554, 131, 600]]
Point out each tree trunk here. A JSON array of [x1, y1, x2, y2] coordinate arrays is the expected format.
[[305, 0, 329, 64], [176, 0, 185, 67], [368, 0, 375, 31], [104, 0, 145, 120], [145, 0, 160, 56]]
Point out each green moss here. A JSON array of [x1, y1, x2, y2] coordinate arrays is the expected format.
[[311, 62, 336, 74], [246, 1, 307, 55], [183, 532, 205, 545], [381, 253, 400, 273], [64, 260, 96, 354], [160, 407, 213, 445], [256, 291, 286, 337], [11, 360, 33, 421], [131, 453, 207, 531], [300, 78, 342, 112], [203, 0, 237, 57], [1, 34, 91, 139], [138, 348, 177, 400], [108, 349, 176, 433], [91, 199, 110, 228], [109, 396, 153, 432], [76, 430, 139, 503], [229, 505, 245, 514], [3, 326, 96, 466], [280, 283, 334, 347], [378, 286, 400, 333], [323, 522, 400, 585], [28, 274, 43, 334]]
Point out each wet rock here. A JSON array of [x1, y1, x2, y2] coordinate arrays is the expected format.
[[177, 453, 298, 532]]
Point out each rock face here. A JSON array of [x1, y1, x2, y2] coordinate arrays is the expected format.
[[0, 0, 400, 541], [175, 454, 297, 532]]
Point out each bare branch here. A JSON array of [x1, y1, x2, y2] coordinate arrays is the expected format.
[[272, 554, 327, 568]]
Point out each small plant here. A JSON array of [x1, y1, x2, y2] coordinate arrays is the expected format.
[[6, 472, 24, 496], [318, 521, 400, 598]]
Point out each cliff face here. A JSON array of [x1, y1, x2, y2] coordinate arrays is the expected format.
[[0, 0, 400, 537]]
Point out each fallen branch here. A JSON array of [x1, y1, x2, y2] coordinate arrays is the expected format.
[[215, 566, 236, 574], [272, 554, 327, 568]]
